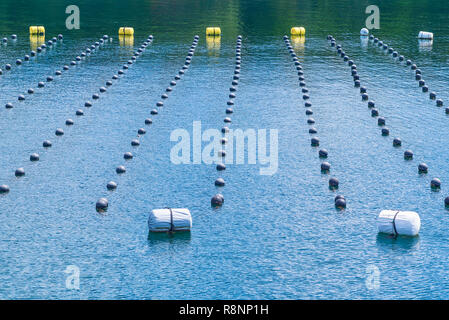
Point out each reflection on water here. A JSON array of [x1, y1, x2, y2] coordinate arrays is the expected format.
[[147, 231, 192, 246], [376, 233, 420, 252], [291, 35, 305, 51], [418, 39, 433, 51], [29, 35, 45, 50], [206, 35, 221, 55], [119, 34, 134, 47]]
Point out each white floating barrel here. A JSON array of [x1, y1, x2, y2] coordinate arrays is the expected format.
[[360, 28, 369, 36], [148, 208, 192, 232], [377, 210, 421, 236], [418, 31, 433, 39]]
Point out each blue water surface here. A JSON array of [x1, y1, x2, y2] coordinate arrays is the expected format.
[[1, 0, 449, 299]]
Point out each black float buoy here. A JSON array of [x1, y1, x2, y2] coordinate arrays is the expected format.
[[96, 198, 108, 211], [393, 138, 402, 147], [311, 137, 320, 146], [85, 101, 92, 107], [431, 178, 441, 190], [15, 168, 25, 177], [444, 197, 449, 208], [131, 139, 140, 146], [307, 118, 315, 124], [76, 110, 84, 116], [418, 163, 428, 173], [329, 177, 339, 189], [211, 194, 224, 207], [124, 152, 133, 160], [216, 163, 226, 171], [309, 127, 318, 134], [145, 118, 152, 125], [436, 99, 443, 106], [5, 103, 13, 109], [30, 153, 40, 161], [371, 108, 379, 117], [335, 195, 346, 209], [318, 149, 328, 158], [116, 165, 126, 174], [430, 92, 436, 100], [377, 117, 386, 126], [404, 150, 413, 160], [65, 119, 74, 125], [43, 140, 52, 148], [0, 185, 10, 194], [381, 128, 390, 136], [107, 181, 117, 190], [18, 95, 25, 101], [215, 178, 225, 187]]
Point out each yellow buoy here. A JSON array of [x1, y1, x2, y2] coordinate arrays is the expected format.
[[206, 27, 221, 36], [291, 27, 305, 36], [29, 26, 45, 35], [118, 27, 134, 36]]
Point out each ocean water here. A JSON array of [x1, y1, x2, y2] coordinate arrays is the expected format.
[[1, 0, 449, 299]]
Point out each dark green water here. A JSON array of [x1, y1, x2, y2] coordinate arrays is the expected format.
[[1, 0, 449, 299]]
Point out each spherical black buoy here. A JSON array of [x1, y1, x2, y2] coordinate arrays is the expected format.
[[30, 153, 40, 161], [211, 194, 224, 207], [116, 165, 126, 174], [436, 99, 443, 107], [138, 128, 146, 135], [393, 138, 402, 147], [311, 137, 320, 146], [329, 177, 339, 189], [15, 168, 25, 177], [431, 178, 441, 190], [362, 93, 369, 101], [55, 128, 65, 135], [85, 101, 92, 107], [65, 119, 74, 125], [368, 100, 375, 108], [319, 149, 328, 158], [96, 198, 108, 211], [430, 92, 436, 100], [307, 118, 315, 124], [371, 108, 379, 117], [335, 198, 346, 209], [215, 178, 225, 187], [145, 118, 152, 125], [404, 150, 413, 160], [18, 95, 25, 101], [309, 127, 318, 134], [444, 197, 449, 208], [124, 152, 133, 160], [226, 108, 233, 114], [5, 103, 13, 109], [377, 117, 386, 126], [76, 110, 84, 116], [42, 140, 52, 148], [0, 185, 9, 194], [216, 163, 226, 171], [381, 128, 390, 136], [418, 163, 428, 173], [131, 139, 140, 146], [107, 181, 117, 190]]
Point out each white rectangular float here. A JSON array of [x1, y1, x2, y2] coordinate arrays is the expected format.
[[418, 31, 433, 39], [148, 208, 192, 232], [377, 210, 421, 236]]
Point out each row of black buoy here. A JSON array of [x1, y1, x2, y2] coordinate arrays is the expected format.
[[287, 35, 345, 210], [4, 34, 112, 110], [1, 34, 17, 42], [0, 35, 151, 196], [96, 35, 200, 212], [211, 35, 243, 208], [368, 35, 446, 111], [0, 34, 63, 78], [328, 35, 448, 208]]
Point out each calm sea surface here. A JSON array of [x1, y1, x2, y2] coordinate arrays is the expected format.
[[1, 0, 449, 299]]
